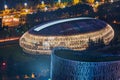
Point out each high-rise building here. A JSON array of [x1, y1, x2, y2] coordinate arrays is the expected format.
[[51, 48, 120, 80]]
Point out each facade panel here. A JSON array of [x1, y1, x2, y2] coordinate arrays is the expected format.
[[19, 17, 114, 55], [51, 48, 120, 80]]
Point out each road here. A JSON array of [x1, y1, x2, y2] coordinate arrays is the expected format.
[[0, 37, 20, 43]]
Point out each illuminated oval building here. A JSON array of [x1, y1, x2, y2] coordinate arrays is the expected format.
[[51, 48, 120, 80], [19, 17, 114, 55]]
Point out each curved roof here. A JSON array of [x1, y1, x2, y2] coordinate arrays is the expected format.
[[29, 17, 107, 36], [53, 49, 120, 62]]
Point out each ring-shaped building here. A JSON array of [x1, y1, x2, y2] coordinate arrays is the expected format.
[[51, 48, 120, 80], [19, 17, 114, 55]]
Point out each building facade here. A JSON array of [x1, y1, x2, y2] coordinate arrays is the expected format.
[[54, 0, 72, 3], [0, 18, 2, 27], [51, 48, 120, 80], [19, 17, 114, 55]]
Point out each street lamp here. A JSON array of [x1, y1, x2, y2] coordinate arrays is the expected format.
[[4, 4, 8, 10], [24, 2, 28, 13], [24, 2, 27, 7], [110, 0, 113, 3], [41, 1, 44, 5], [58, 0, 61, 3]]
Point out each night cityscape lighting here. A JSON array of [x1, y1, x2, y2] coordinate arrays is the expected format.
[[0, 0, 120, 80], [20, 17, 114, 55]]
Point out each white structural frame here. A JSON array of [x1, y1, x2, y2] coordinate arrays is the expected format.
[[34, 17, 93, 31]]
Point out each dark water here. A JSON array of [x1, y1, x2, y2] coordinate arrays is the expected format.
[[0, 44, 51, 80]]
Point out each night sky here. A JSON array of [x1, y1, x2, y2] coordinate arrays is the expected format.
[[0, 0, 47, 10]]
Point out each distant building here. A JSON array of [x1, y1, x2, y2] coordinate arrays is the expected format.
[[61, 0, 72, 3], [73, 0, 80, 4], [20, 17, 114, 55], [2, 15, 20, 27], [109, 0, 119, 2], [54, 0, 73, 3], [48, 0, 81, 4], [0, 17, 2, 27], [51, 48, 120, 80]]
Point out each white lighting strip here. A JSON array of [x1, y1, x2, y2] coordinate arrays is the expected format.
[[34, 17, 94, 31]]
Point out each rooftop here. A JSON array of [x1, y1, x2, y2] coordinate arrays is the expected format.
[[54, 48, 120, 62], [29, 17, 107, 36]]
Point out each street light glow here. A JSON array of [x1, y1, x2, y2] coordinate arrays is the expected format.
[[24, 2, 27, 7], [2, 62, 6, 66], [41, 1, 44, 4], [58, 0, 61, 3], [4, 4, 8, 9]]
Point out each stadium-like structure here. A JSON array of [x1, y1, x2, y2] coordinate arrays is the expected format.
[[19, 17, 114, 55], [51, 48, 120, 80]]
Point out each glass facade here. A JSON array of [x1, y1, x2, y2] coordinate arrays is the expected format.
[[19, 18, 114, 55], [51, 48, 120, 80]]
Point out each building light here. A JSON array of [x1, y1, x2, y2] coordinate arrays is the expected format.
[[2, 62, 6, 66], [25, 9, 28, 13], [19, 18, 114, 55], [1, 61, 7, 70], [24, 74, 29, 79], [110, 0, 113, 3], [48, 78, 51, 80], [31, 73, 35, 78], [44, 7, 48, 11]]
